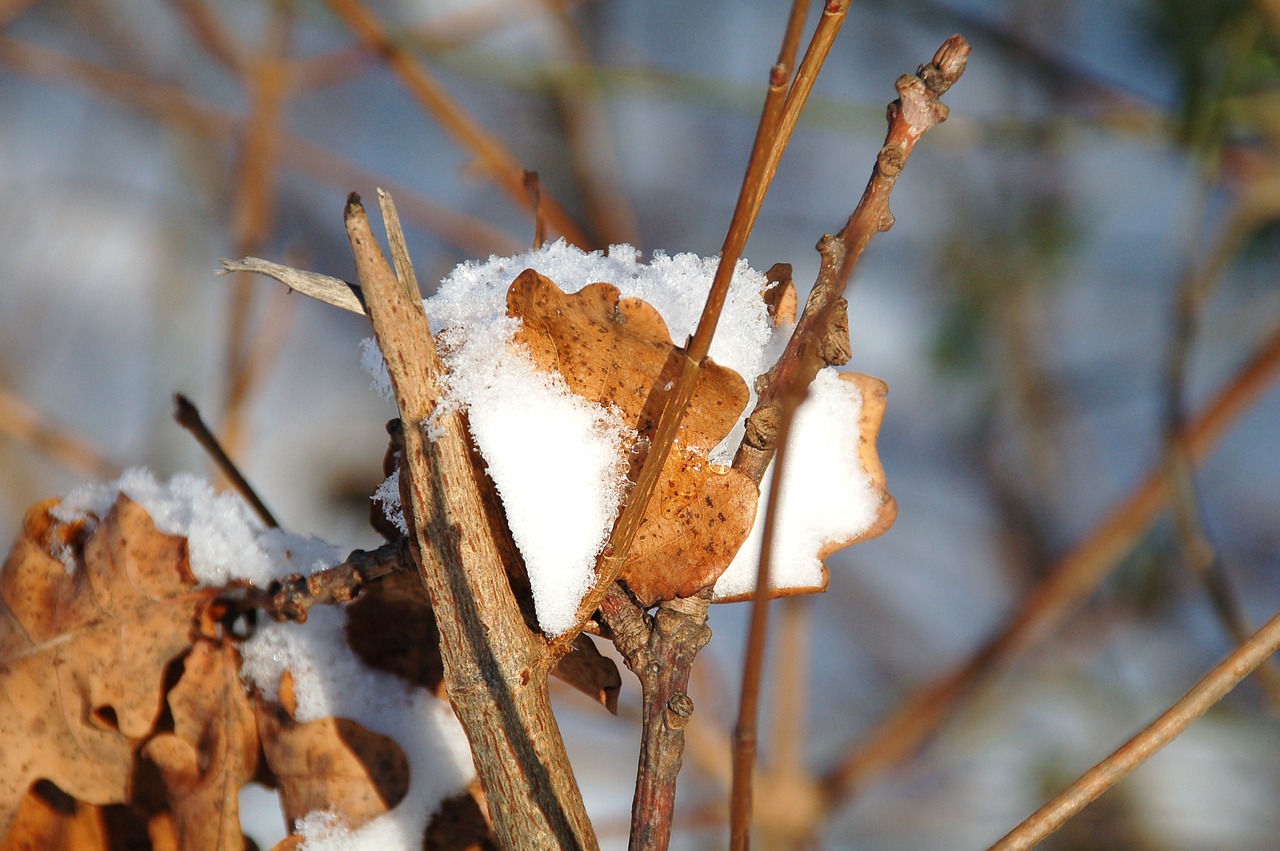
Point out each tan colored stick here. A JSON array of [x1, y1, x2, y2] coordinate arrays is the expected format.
[[348, 190, 597, 850], [988, 605, 1280, 850]]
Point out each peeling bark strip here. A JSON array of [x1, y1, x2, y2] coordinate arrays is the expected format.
[[345, 190, 598, 850]]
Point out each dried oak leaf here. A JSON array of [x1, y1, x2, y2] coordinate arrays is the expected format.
[[715, 372, 897, 603], [142, 638, 259, 851], [507, 269, 758, 605], [255, 672, 410, 835], [0, 495, 235, 842]]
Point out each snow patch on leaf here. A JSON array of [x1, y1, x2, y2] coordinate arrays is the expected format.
[[714, 369, 882, 598]]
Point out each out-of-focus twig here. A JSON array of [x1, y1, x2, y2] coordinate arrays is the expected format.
[[541, 0, 640, 246], [0, 385, 121, 479], [0, 35, 523, 257], [172, 0, 248, 75], [324, 0, 591, 247], [220, 1, 294, 457], [821, 324, 1280, 807], [172, 393, 280, 529], [1163, 196, 1280, 711], [987, 603, 1280, 851]]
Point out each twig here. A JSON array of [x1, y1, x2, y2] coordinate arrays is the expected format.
[[820, 324, 1280, 806], [1163, 202, 1280, 710], [730, 35, 969, 848], [0, 385, 121, 479], [524, 170, 547, 249], [229, 538, 414, 622], [323, 0, 591, 247], [987, 604, 1280, 851], [542, 3, 640, 246], [221, 0, 294, 457], [348, 189, 597, 849], [218, 257, 366, 315], [615, 590, 713, 851], [172, 394, 280, 529], [0, 35, 523, 258], [171, 0, 248, 75], [552, 0, 836, 658]]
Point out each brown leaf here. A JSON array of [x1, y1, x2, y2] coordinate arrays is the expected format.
[[715, 372, 897, 603], [142, 640, 259, 851], [0, 495, 213, 839], [424, 781, 496, 851], [506, 269, 759, 604], [1, 782, 109, 851], [256, 674, 409, 833], [623, 450, 758, 605], [507, 269, 747, 453], [551, 634, 621, 714]]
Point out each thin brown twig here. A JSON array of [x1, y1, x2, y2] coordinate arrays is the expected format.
[[172, 393, 280, 529], [551, 0, 833, 658], [820, 323, 1280, 806], [0, 385, 121, 480], [0, 35, 523, 258], [731, 36, 969, 846], [987, 604, 1280, 851], [730, 387, 802, 851], [323, 0, 591, 247]]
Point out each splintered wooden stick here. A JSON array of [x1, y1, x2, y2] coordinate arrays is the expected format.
[[346, 190, 598, 850]]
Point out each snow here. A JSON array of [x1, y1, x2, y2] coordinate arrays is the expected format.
[[365, 240, 888, 623], [713, 370, 882, 599], [52, 469, 475, 850]]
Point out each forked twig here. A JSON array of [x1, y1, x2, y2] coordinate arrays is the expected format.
[[988, 604, 1280, 850], [821, 324, 1280, 806], [551, 0, 841, 660], [730, 35, 969, 848]]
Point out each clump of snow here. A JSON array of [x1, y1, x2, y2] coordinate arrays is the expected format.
[[52, 470, 475, 849], [362, 240, 774, 634], [54, 468, 273, 584], [714, 370, 882, 599]]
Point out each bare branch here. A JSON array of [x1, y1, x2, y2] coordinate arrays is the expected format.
[[988, 605, 1280, 850]]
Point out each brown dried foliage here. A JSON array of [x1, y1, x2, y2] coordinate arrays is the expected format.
[[0, 495, 494, 851]]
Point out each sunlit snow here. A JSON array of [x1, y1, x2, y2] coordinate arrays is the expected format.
[[366, 240, 883, 630]]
